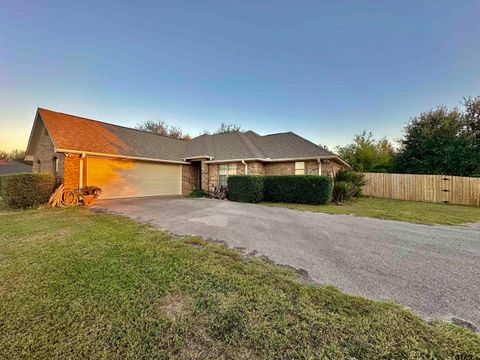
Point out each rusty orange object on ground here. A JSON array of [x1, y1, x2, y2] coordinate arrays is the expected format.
[[83, 195, 96, 206]]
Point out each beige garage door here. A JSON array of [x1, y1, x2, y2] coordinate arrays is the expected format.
[[86, 157, 182, 199]]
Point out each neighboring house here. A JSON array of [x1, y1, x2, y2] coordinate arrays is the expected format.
[[25, 108, 349, 199], [0, 160, 32, 175]]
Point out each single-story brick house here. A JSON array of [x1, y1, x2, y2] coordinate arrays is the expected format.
[[25, 108, 349, 199]]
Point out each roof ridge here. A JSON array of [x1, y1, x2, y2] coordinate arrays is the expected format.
[[37, 108, 185, 142], [239, 132, 265, 158], [263, 131, 293, 137]]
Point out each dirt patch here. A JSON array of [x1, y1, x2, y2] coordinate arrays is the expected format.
[[184, 237, 207, 248], [160, 292, 194, 320]]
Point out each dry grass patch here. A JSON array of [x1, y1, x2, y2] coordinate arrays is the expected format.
[[159, 292, 194, 320]]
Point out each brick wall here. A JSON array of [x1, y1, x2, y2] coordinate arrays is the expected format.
[[232, 161, 266, 176], [198, 159, 346, 192], [264, 161, 295, 175], [32, 125, 65, 182], [207, 163, 219, 189], [32, 126, 57, 174], [265, 160, 344, 177], [245, 161, 265, 175], [182, 164, 199, 195], [203, 161, 265, 190], [63, 155, 81, 189], [320, 160, 343, 177], [265, 160, 322, 175]]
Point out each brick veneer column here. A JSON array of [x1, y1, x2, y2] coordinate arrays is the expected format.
[[201, 161, 209, 191], [63, 154, 80, 189]]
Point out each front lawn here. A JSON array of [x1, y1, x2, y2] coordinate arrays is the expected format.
[[0, 208, 479, 359], [263, 197, 480, 225]]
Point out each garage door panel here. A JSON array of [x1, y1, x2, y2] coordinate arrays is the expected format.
[[87, 157, 181, 199]]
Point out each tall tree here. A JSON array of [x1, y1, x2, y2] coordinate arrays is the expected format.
[[135, 120, 190, 140], [394, 106, 479, 176], [336, 131, 395, 172], [463, 96, 480, 150]]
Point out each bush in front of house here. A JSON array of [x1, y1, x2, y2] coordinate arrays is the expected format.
[[227, 175, 264, 203], [264, 175, 333, 204], [188, 188, 206, 198], [0, 173, 55, 208], [334, 169, 366, 197], [332, 181, 354, 204]]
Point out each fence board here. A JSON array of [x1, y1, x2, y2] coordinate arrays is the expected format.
[[361, 173, 480, 206]]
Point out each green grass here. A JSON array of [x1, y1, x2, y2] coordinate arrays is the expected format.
[[263, 197, 480, 225], [0, 208, 479, 359]]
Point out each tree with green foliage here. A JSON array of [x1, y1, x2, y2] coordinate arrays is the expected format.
[[394, 106, 479, 176], [463, 96, 480, 150], [336, 131, 395, 172]]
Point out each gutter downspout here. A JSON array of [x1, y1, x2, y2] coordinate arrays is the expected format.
[[241, 160, 248, 175], [317, 158, 322, 176]]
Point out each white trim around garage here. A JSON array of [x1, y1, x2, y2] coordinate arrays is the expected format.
[[56, 148, 190, 165]]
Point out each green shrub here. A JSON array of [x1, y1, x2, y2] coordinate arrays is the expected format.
[[264, 175, 333, 204], [332, 181, 354, 203], [188, 188, 206, 198], [335, 169, 365, 197], [227, 175, 264, 203], [0, 173, 55, 208]]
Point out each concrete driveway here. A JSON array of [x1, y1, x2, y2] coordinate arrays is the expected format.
[[97, 197, 480, 329]]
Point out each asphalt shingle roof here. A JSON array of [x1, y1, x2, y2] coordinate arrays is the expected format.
[[38, 108, 186, 162], [37, 108, 342, 163], [0, 160, 32, 175]]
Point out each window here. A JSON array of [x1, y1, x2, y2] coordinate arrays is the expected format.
[[295, 161, 305, 175], [219, 163, 236, 186]]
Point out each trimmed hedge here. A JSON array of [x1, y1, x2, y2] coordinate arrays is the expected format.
[[228, 175, 333, 204], [0, 173, 55, 208], [264, 175, 333, 204], [227, 175, 264, 203]]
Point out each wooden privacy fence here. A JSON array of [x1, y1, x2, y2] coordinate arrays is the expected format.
[[361, 173, 480, 206]]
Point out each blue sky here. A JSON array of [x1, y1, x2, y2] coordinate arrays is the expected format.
[[1, 0, 479, 152]]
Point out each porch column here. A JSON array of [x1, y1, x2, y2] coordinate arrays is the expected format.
[[201, 160, 209, 192]]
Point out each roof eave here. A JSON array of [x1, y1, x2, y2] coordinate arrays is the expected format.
[[183, 155, 214, 161], [205, 155, 350, 166], [56, 149, 190, 165]]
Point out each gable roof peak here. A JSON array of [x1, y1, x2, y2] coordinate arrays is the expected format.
[[37, 107, 185, 142]]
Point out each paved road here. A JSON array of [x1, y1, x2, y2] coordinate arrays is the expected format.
[[97, 197, 480, 329]]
